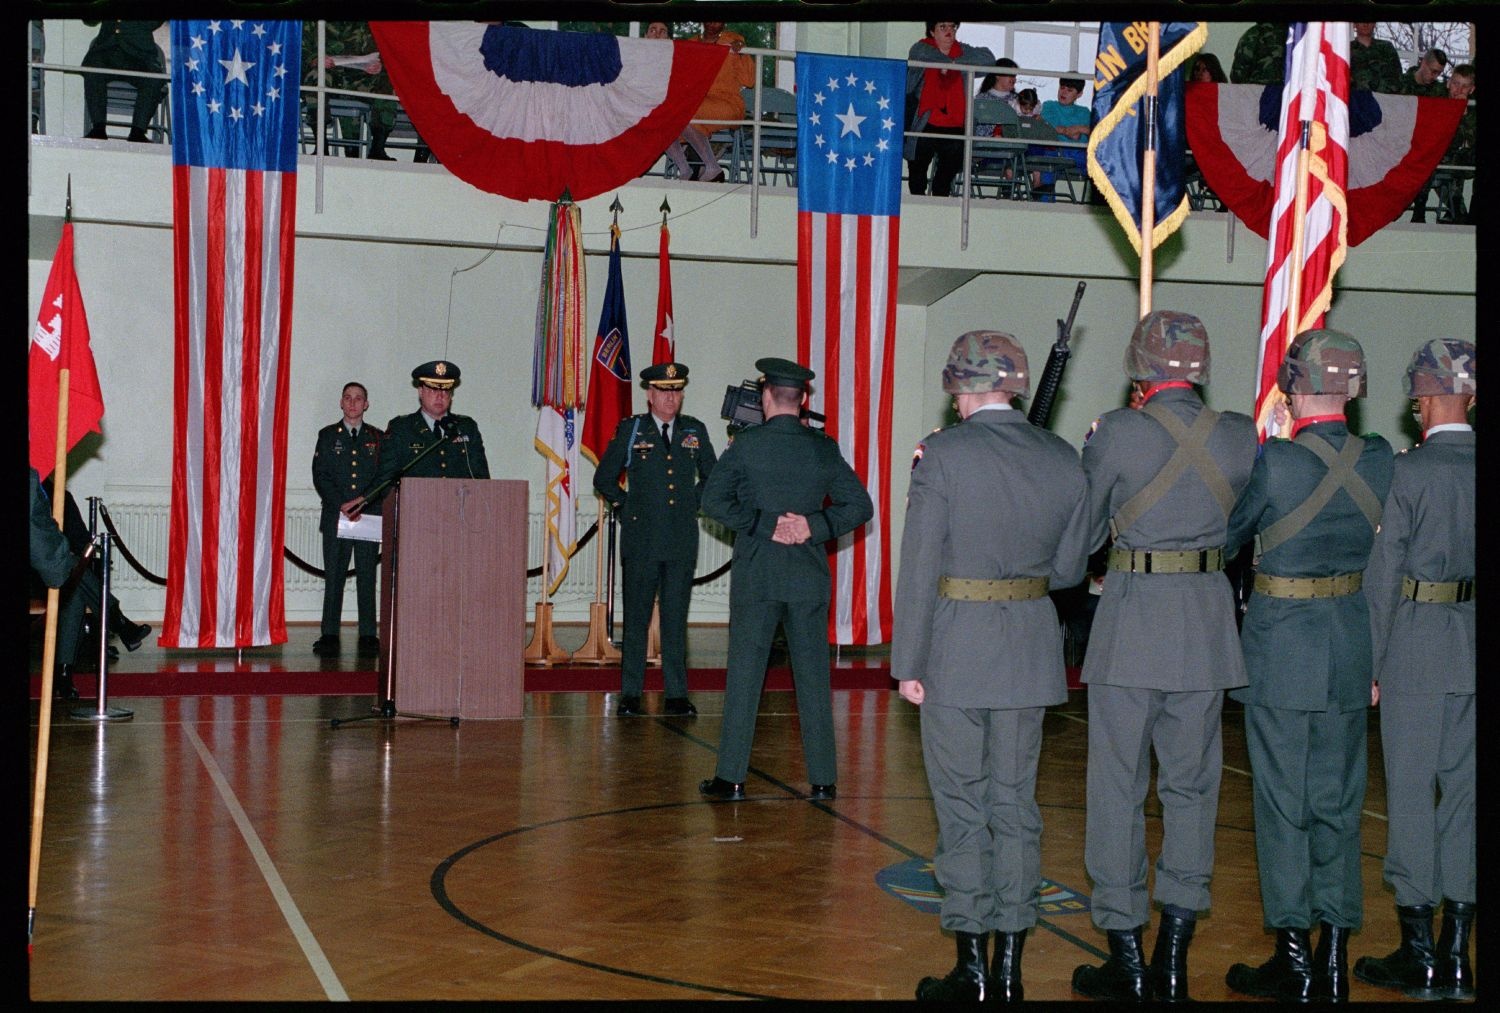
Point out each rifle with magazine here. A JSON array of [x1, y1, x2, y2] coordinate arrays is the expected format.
[[1026, 280, 1086, 429]]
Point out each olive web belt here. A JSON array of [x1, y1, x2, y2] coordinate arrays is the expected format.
[[1402, 577, 1475, 603], [1107, 546, 1225, 574], [938, 576, 1050, 601], [1254, 572, 1363, 599]]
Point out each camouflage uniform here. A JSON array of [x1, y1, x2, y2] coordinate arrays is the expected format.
[[1223, 330, 1393, 1002], [896, 331, 1093, 1001], [1231, 23, 1286, 86], [1073, 311, 1258, 1003], [1396, 68, 1447, 98], [1350, 37, 1403, 93], [1355, 339, 1475, 1000], [302, 21, 396, 157]]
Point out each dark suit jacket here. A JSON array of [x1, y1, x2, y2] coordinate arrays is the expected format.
[[312, 420, 385, 534], [592, 412, 717, 563], [701, 414, 873, 605], [364, 410, 489, 502]]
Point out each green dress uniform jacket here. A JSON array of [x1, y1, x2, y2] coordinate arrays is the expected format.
[[312, 420, 384, 639], [1078, 386, 1257, 929], [1364, 428, 1475, 906], [893, 406, 1093, 934], [592, 413, 717, 699], [700, 414, 873, 784], [1224, 421, 1393, 929], [364, 410, 489, 503]]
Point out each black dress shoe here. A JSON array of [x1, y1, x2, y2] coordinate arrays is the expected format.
[[54, 667, 79, 700], [616, 694, 644, 716], [663, 697, 697, 716], [106, 645, 120, 663], [311, 635, 340, 657], [357, 635, 381, 655], [808, 784, 837, 800], [119, 622, 152, 652], [699, 776, 746, 800]]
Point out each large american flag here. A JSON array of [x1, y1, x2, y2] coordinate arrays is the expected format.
[[161, 19, 300, 648], [1254, 23, 1349, 439], [795, 53, 903, 646]]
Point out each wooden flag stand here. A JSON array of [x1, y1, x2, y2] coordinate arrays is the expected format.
[[523, 539, 570, 666], [571, 501, 621, 664]]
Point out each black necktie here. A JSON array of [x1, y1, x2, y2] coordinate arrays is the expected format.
[[661, 422, 670, 446]]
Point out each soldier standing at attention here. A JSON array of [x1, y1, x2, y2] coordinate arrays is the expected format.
[[592, 362, 717, 717], [1354, 339, 1475, 1001], [697, 358, 872, 803], [311, 382, 385, 658], [1220, 331, 1393, 1002], [1071, 311, 1258, 1002], [895, 332, 1093, 1002], [342, 360, 489, 520]]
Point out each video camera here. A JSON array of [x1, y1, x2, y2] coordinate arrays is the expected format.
[[720, 379, 826, 435]]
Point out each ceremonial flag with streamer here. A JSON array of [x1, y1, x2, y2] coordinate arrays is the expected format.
[[581, 225, 633, 467], [532, 201, 587, 593], [30, 221, 105, 479], [370, 22, 727, 202], [652, 221, 675, 365], [162, 19, 300, 648], [795, 52, 902, 646], [1088, 21, 1206, 254], [1253, 23, 1350, 440]]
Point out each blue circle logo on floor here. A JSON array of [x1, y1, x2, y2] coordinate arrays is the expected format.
[[876, 857, 1090, 916]]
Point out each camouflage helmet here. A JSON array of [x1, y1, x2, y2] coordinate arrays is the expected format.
[[942, 330, 1030, 396], [1124, 310, 1210, 385], [1404, 337, 1477, 396], [1277, 328, 1366, 396]]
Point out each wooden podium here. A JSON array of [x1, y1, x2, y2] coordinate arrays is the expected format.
[[378, 478, 527, 720]]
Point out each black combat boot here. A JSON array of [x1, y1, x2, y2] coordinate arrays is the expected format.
[[989, 930, 1025, 1002], [1073, 927, 1151, 1001], [916, 931, 989, 1001], [1226, 927, 1314, 1001], [1310, 922, 1350, 1001], [1149, 909, 1196, 1002], [53, 664, 79, 700], [1433, 900, 1475, 1000], [1353, 904, 1439, 997]]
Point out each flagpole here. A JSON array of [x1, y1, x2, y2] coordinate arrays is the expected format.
[[30, 369, 71, 950], [1138, 23, 1161, 318], [31, 182, 78, 948]]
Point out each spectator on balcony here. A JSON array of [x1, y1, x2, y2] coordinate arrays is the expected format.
[[1189, 53, 1228, 84], [1398, 48, 1449, 98], [302, 21, 413, 161], [647, 21, 724, 182], [1231, 23, 1286, 86], [1350, 23, 1403, 94], [978, 57, 1023, 113], [681, 21, 755, 183], [81, 20, 166, 142], [1446, 64, 1476, 165], [904, 19, 996, 197]]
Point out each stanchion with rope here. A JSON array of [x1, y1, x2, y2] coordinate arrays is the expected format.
[[70, 531, 133, 724]]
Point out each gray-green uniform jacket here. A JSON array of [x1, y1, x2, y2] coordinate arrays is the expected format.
[[701, 414, 873, 603], [1080, 388, 1258, 690], [893, 408, 1093, 707], [1226, 422, 1394, 711]]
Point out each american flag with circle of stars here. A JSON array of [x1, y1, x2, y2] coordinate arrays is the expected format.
[[161, 20, 301, 649], [793, 53, 904, 646]]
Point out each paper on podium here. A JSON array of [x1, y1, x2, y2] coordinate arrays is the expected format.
[[337, 513, 383, 542]]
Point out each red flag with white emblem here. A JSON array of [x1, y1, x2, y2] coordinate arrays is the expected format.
[[652, 221, 675, 365], [29, 221, 105, 479]]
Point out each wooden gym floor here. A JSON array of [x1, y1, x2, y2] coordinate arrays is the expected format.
[[25, 626, 1457, 1002]]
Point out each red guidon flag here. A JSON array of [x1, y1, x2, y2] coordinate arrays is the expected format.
[[29, 221, 105, 479], [652, 221, 675, 365]]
